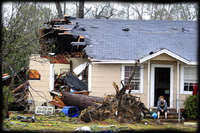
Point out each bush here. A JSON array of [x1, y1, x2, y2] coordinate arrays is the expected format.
[[184, 96, 199, 120]]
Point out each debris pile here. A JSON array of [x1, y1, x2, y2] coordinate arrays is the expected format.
[[60, 63, 149, 123], [39, 15, 87, 57], [54, 72, 88, 93], [79, 88, 150, 123], [49, 71, 92, 108], [2, 68, 30, 110]]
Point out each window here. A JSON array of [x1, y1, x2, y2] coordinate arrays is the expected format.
[[183, 67, 197, 93], [124, 66, 141, 91]]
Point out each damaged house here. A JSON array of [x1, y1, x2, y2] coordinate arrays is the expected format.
[[28, 16, 198, 112]]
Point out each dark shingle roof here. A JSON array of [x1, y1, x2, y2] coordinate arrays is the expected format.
[[65, 19, 198, 62]]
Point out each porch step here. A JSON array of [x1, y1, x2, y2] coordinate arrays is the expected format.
[[146, 108, 179, 119], [159, 119, 183, 123], [145, 114, 178, 119], [150, 108, 177, 113]]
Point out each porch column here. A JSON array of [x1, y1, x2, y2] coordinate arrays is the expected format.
[[147, 60, 150, 108], [88, 62, 92, 92], [177, 61, 180, 112], [49, 64, 54, 92]]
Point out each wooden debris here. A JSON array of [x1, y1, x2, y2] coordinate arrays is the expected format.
[[11, 81, 29, 93], [79, 62, 150, 123]]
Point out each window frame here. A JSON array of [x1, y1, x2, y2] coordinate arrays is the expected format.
[[180, 65, 197, 95], [121, 64, 144, 94]]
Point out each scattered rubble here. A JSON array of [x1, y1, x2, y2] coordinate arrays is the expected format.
[[48, 61, 149, 123], [75, 126, 91, 132], [16, 115, 35, 122], [49, 71, 92, 108], [79, 63, 150, 123], [2, 68, 30, 110], [39, 15, 87, 57]]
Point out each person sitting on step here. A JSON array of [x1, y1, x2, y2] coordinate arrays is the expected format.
[[157, 96, 167, 119]]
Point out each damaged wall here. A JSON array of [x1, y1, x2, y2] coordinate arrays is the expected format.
[[28, 53, 89, 110], [28, 54, 52, 110]]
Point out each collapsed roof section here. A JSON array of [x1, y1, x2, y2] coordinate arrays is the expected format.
[[39, 16, 88, 57]]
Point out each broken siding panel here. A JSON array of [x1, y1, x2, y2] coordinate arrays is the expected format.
[[90, 64, 121, 97]]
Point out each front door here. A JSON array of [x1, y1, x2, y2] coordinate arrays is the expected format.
[[154, 68, 170, 107], [151, 64, 173, 108]]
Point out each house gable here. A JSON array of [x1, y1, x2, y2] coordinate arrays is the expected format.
[[139, 49, 190, 64], [151, 53, 177, 61]]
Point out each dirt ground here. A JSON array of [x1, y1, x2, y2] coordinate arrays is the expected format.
[[3, 112, 198, 132]]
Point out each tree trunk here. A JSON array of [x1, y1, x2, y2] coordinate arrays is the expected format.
[[78, 0, 84, 18], [62, 92, 103, 108], [63, 2, 66, 15], [55, 1, 63, 18]]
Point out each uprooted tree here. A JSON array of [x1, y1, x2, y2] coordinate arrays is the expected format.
[[60, 61, 150, 123]]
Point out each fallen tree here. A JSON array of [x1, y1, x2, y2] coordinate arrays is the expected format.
[[79, 93, 149, 123], [78, 61, 150, 123], [53, 61, 150, 123], [49, 71, 148, 122], [62, 92, 104, 108]]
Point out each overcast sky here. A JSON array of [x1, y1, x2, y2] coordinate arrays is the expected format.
[[2, 2, 151, 20], [2, 2, 197, 21]]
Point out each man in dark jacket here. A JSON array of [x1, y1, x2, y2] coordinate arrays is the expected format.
[[157, 96, 167, 119]]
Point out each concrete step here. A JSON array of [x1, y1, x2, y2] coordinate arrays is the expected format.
[[149, 111, 178, 115], [145, 112, 179, 119], [150, 108, 177, 113], [160, 115, 178, 119], [145, 115, 178, 119], [159, 119, 183, 123], [184, 122, 198, 128]]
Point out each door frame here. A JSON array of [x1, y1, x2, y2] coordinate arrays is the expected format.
[[150, 64, 174, 108]]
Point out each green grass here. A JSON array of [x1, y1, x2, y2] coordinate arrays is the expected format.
[[3, 112, 197, 132]]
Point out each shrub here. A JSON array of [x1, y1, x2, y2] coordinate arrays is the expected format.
[[184, 96, 199, 120]]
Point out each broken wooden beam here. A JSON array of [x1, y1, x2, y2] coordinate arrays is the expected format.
[[49, 95, 66, 108], [11, 81, 29, 93]]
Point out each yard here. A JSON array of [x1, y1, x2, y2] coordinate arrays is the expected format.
[[3, 111, 197, 132]]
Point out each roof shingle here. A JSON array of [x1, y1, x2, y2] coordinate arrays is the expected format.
[[65, 18, 198, 62]]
